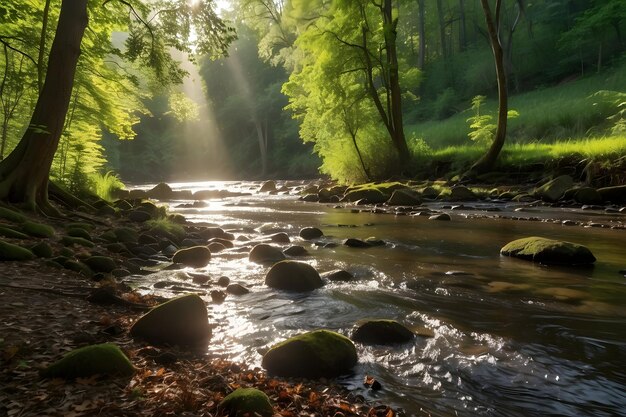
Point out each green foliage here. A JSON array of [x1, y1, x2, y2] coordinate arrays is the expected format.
[[591, 90, 626, 135], [91, 171, 125, 201], [167, 92, 199, 122], [466, 95, 519, 145]]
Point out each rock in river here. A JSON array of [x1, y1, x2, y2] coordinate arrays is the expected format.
[[130, 294, 211, 346], [249, 243, 286, 264], [500, 236, 596, 265], [351, 320, 415, 345], [299, 227, 323, 240], [172, 246, 211, 267], [265, 260, 323, 291], [262, 330, 357, 378]]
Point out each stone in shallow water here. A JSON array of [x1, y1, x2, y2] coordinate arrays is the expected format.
[[500, 236, 595, 265], [265, 260, 323, 291], [351, 320, 415, 345], [429, 213, 451, 221]]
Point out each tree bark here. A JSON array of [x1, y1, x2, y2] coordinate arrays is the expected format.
[[0, 0, 88, 212], [436, 0, 448, 58], [470, 0, 508, 175], [37, 0, 53, 93], [417, 0, 426, 69], [383, 0, 410, 167], [459, 0, 467, 52]]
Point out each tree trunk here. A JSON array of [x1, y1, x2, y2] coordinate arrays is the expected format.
[[0, 0, 88, 213], [418, 0, 426, 69], [37, 0, 53, 93], [459, 0, 467, 52], [383, 0, 410, 167], [436, 0, 448, 58], [470, 0, 508, 174], [254, 117, 268, 176]]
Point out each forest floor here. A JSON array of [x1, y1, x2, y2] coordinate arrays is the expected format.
[[0, 221, 394, 417]]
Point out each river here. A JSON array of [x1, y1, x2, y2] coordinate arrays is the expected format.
[[131, 180, 626, 417]]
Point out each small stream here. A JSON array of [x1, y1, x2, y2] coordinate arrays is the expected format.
[[131, 180, 626, 417]]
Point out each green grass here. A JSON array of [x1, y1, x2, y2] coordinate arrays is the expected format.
[[407, 62, 626, 148], [91, 171, 125, 201]]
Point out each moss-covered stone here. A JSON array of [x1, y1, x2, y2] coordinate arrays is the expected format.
[[0, 207, 26, 223], [128, 210, 152, 223], [351, 320, 415, 345], [387, 189, 422, 206], [84, 256, 117, 273], [501, 236, 596, 265], [597, 185, 626, 203], [64, 260, 92, 276], [0, 225, 28, 239], [64, 222, 94, 231], [172, 246, 211, 267], [249, 244, 286, 264], [61, 236, 95, 248], [534, 175, 574, 202], [0, 240, 35, 261], [342, 188, 387, 204], [66, 228, 92, 241], [450, 186, 477, 201], [40, 343, 134, 379], [113, 227, 139, 243], [420, 186, 439, 199], [21, 221, 54, 238], [262, 330, 357, 378], [130, 294, 211, 346], [219, 388, 273, 417], [572, 187, 603, 205], [265, 260, 323, 292], [31, 242, 53, 258]]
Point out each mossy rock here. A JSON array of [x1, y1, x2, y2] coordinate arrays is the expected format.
[[0, 207, 26, 223], [21, 221, 54, 238], [0, 225, 28, 239], [386, 189, 422, 206], [342, 188, 387, 204], [597, 185, 626, 203], [450, 186, 477, 201], [130, 294, 211, 346], [265, 260, 323, 292], [65, 222, 94, 231], [172, 246, 211, 267], [66, 228, 92, 241], [64, 260, 93, 276], [84, 256, 117, 273], [534, 175, 574, 202], [138, 201, 161, 218], [500, 236, 596, 265], [113, 199, 133, 210], [31, 242, 53, 258], [572, 187, 603, 205], [61, 236, 95, 248], [351, 320, 415, 345], [262, 330, 357, 378], [420, 186, 439, 199], [249, 244, 286, 264], [0, 240, 35, 261], [128, 210, 152, 223], [299, 227, 323, 240], [114, 227, 139, 243], [219, 388, 273, 417], [59, 247, 75, 258], [41, 343, 134, 379]]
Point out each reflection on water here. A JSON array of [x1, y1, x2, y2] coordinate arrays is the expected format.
[[134, 181, 626, 417]]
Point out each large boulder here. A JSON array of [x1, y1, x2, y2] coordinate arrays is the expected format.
[[261, 330, 357, 378], [342, 188, 387, 204], [500, 236, 595, 265], [259, 180, 277, 193], [40, 343, 134, 379], [147, 182, 174, 200], [130, 294, 211, 346], [534, 175, 574, 202], [265, 260, 323, 291], [449, 186, 477, 201], [219, 388, 273, 417], [597, 185, 626, 203], [249, 244, 286, 264], [0, 240, 35, 261], [351, 320, 415, 345], [387, 189, 422, 206], [571, 187, 603, 205], [172, 246, 211, 267]]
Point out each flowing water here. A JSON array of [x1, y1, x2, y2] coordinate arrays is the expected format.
[[133, 180, 626, 417]]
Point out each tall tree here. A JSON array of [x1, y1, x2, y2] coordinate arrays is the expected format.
[[0, 0, 234, 212], [469, 0, 508, 174]]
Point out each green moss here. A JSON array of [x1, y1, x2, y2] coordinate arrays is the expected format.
[[219, 388, 273, 417], [146, 219, 186, 241], [64, 260, 92, 276], [66, 228, 93, 241], [64, 222, 94, 231], [113, 227, 138, 243], [31, 242, 53, 258], [84, 256, 117, 273], [0, 207, 26, 223], [262, 330, 357, 378], [21, 221, 55, 238], [0, 225, 28, 239], [61, 236, 95, 248], [0, 240, 35, 261], [501, 236, 596, 265], [41, 343, 134, 379]]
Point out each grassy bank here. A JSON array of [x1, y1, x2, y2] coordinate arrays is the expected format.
[[407, 62, 626, 148]]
